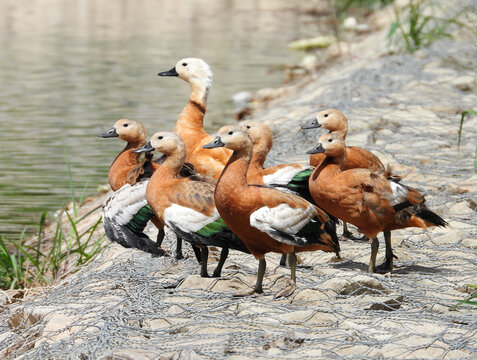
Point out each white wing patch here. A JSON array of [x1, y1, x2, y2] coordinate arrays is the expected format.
[[250, 203, 317, 245], [103, 182, 148, 225], [385, 181, 409, 206], [263, 166, 312, 186], [164, 203, 220, 233]]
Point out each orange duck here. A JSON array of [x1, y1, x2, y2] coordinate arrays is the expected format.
[[99, 119, 154, 191], [303, 109, 388, 240], [159, 58, 232, 178], [203, 125, 339, 298], [243, 121, 313, 192], [134, 131, 249, 278], [243, 120, 323, 266], [99, 119, 197, 260], [307, 133, 447, 273]]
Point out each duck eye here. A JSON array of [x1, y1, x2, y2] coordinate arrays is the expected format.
[[158, 136, 163, 140], [182, 62, 187, 66], [228, 131, 233, 135], [328, 138, 333, 142], [324, 114, 328, 117], [246, 125, 251, 129], [123, 124, 128, 127]]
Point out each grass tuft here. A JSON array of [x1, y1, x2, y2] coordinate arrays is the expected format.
[[388, 0, 465, 53], [449, 284, 477, 310], [0, 146, 105, 290]]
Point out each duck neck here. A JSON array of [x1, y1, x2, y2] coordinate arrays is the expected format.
[[219, 148, 252, 189], [174, 80, 210, 147], [329, 128, 347, 140], [189, 79, 209, 107], [251, 141, 268, 168], [155, 148, 187, 180], [112, 140, 144, 167]]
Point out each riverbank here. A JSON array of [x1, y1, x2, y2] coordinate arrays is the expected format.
[[1, 1, 476, 358]]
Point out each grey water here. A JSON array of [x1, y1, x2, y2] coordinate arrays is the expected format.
[[0, 0, 328, 238]]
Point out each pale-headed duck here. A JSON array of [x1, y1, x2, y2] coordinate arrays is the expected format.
[[159, 58, 232, 178]]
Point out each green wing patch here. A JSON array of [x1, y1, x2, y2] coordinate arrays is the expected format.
[[287, 168, 313, 190], [126, 205, 155, 234], [197, 218, 229, 237]]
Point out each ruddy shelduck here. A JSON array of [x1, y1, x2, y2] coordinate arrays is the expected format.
[[203, 125, 339, 298], [303, 109, 388, 240], [99, 119, 196, 260], [159, 58, 232, 178], [243, 120, 324, 266], [135, 131, 249, 278], [99, 119, 154, 191], [307, 133, 447, 273]]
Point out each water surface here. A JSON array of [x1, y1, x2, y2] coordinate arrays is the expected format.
[[0, 0, 328, 238]]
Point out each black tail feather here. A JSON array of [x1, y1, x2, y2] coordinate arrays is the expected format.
[[416, 207, 448, 227], [103, 217, 167, 257]]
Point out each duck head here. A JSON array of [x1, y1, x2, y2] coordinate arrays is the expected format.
[[99, 119, 147, 145], [302, 109, 348, 135], [134, 131, 186, 157], [307, 133, 346, 158], [242, 121, 273, 152], [203, 125, 251, 153], [159, 58, 213, 89]]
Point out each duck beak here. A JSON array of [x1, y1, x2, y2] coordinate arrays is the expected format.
[[158, 67, 178, 77], [302, 119, 321, 130], [134, 141, 154, 153], [203, 136, 224, 149], [306, 143, 325, 154], [98, 127, 119, 138]]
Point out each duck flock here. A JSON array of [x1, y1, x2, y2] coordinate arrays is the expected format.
[[99, 58, 447, 298]]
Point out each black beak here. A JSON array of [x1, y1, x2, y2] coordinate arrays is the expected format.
[[306, 143, 325, 154], [302, 119, 321, 130], [134, 141, 154, 153], [158, 67, 179, 77], [203, 136, 225, 149], [98, 127, 119, 138]]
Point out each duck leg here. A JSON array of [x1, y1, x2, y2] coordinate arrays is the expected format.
[[175, 237, 184, 260], [200, 247, 209, 278], [233, 258, 266, 297], [368, 237, 379, 273], [212, 247, 229, 277], [279, 254, 288, 267], [156, 228, 165, 246], [192, 245, 202, 264], [341, 222, 367, 241], [375, 231, 394, 273], [274, 253, 297, 299]]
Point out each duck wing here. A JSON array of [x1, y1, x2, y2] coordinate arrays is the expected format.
[[164, 181, 248, 252], [249, 190, 338, 252], [102, 182, 166, 256]]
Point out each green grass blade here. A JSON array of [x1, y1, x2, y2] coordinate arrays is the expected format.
[[458, 110, 477, 150]]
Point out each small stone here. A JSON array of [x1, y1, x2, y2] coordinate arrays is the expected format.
[[367, 296, 404, 311], [461, 238, 477, 249], [288, 35, 337, 50], [453, 75, 475, 92], [232, 91, 252, 110], [300, 54, 318, 71], [429, 304, 449, 314], [355, 23, 372, 33], [448, 201, 473, 215], [343, 17, 358, 30], [322, 275, 387, 295]]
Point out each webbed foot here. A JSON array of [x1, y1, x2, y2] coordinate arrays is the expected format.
[[274, 280, 296, 299]]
